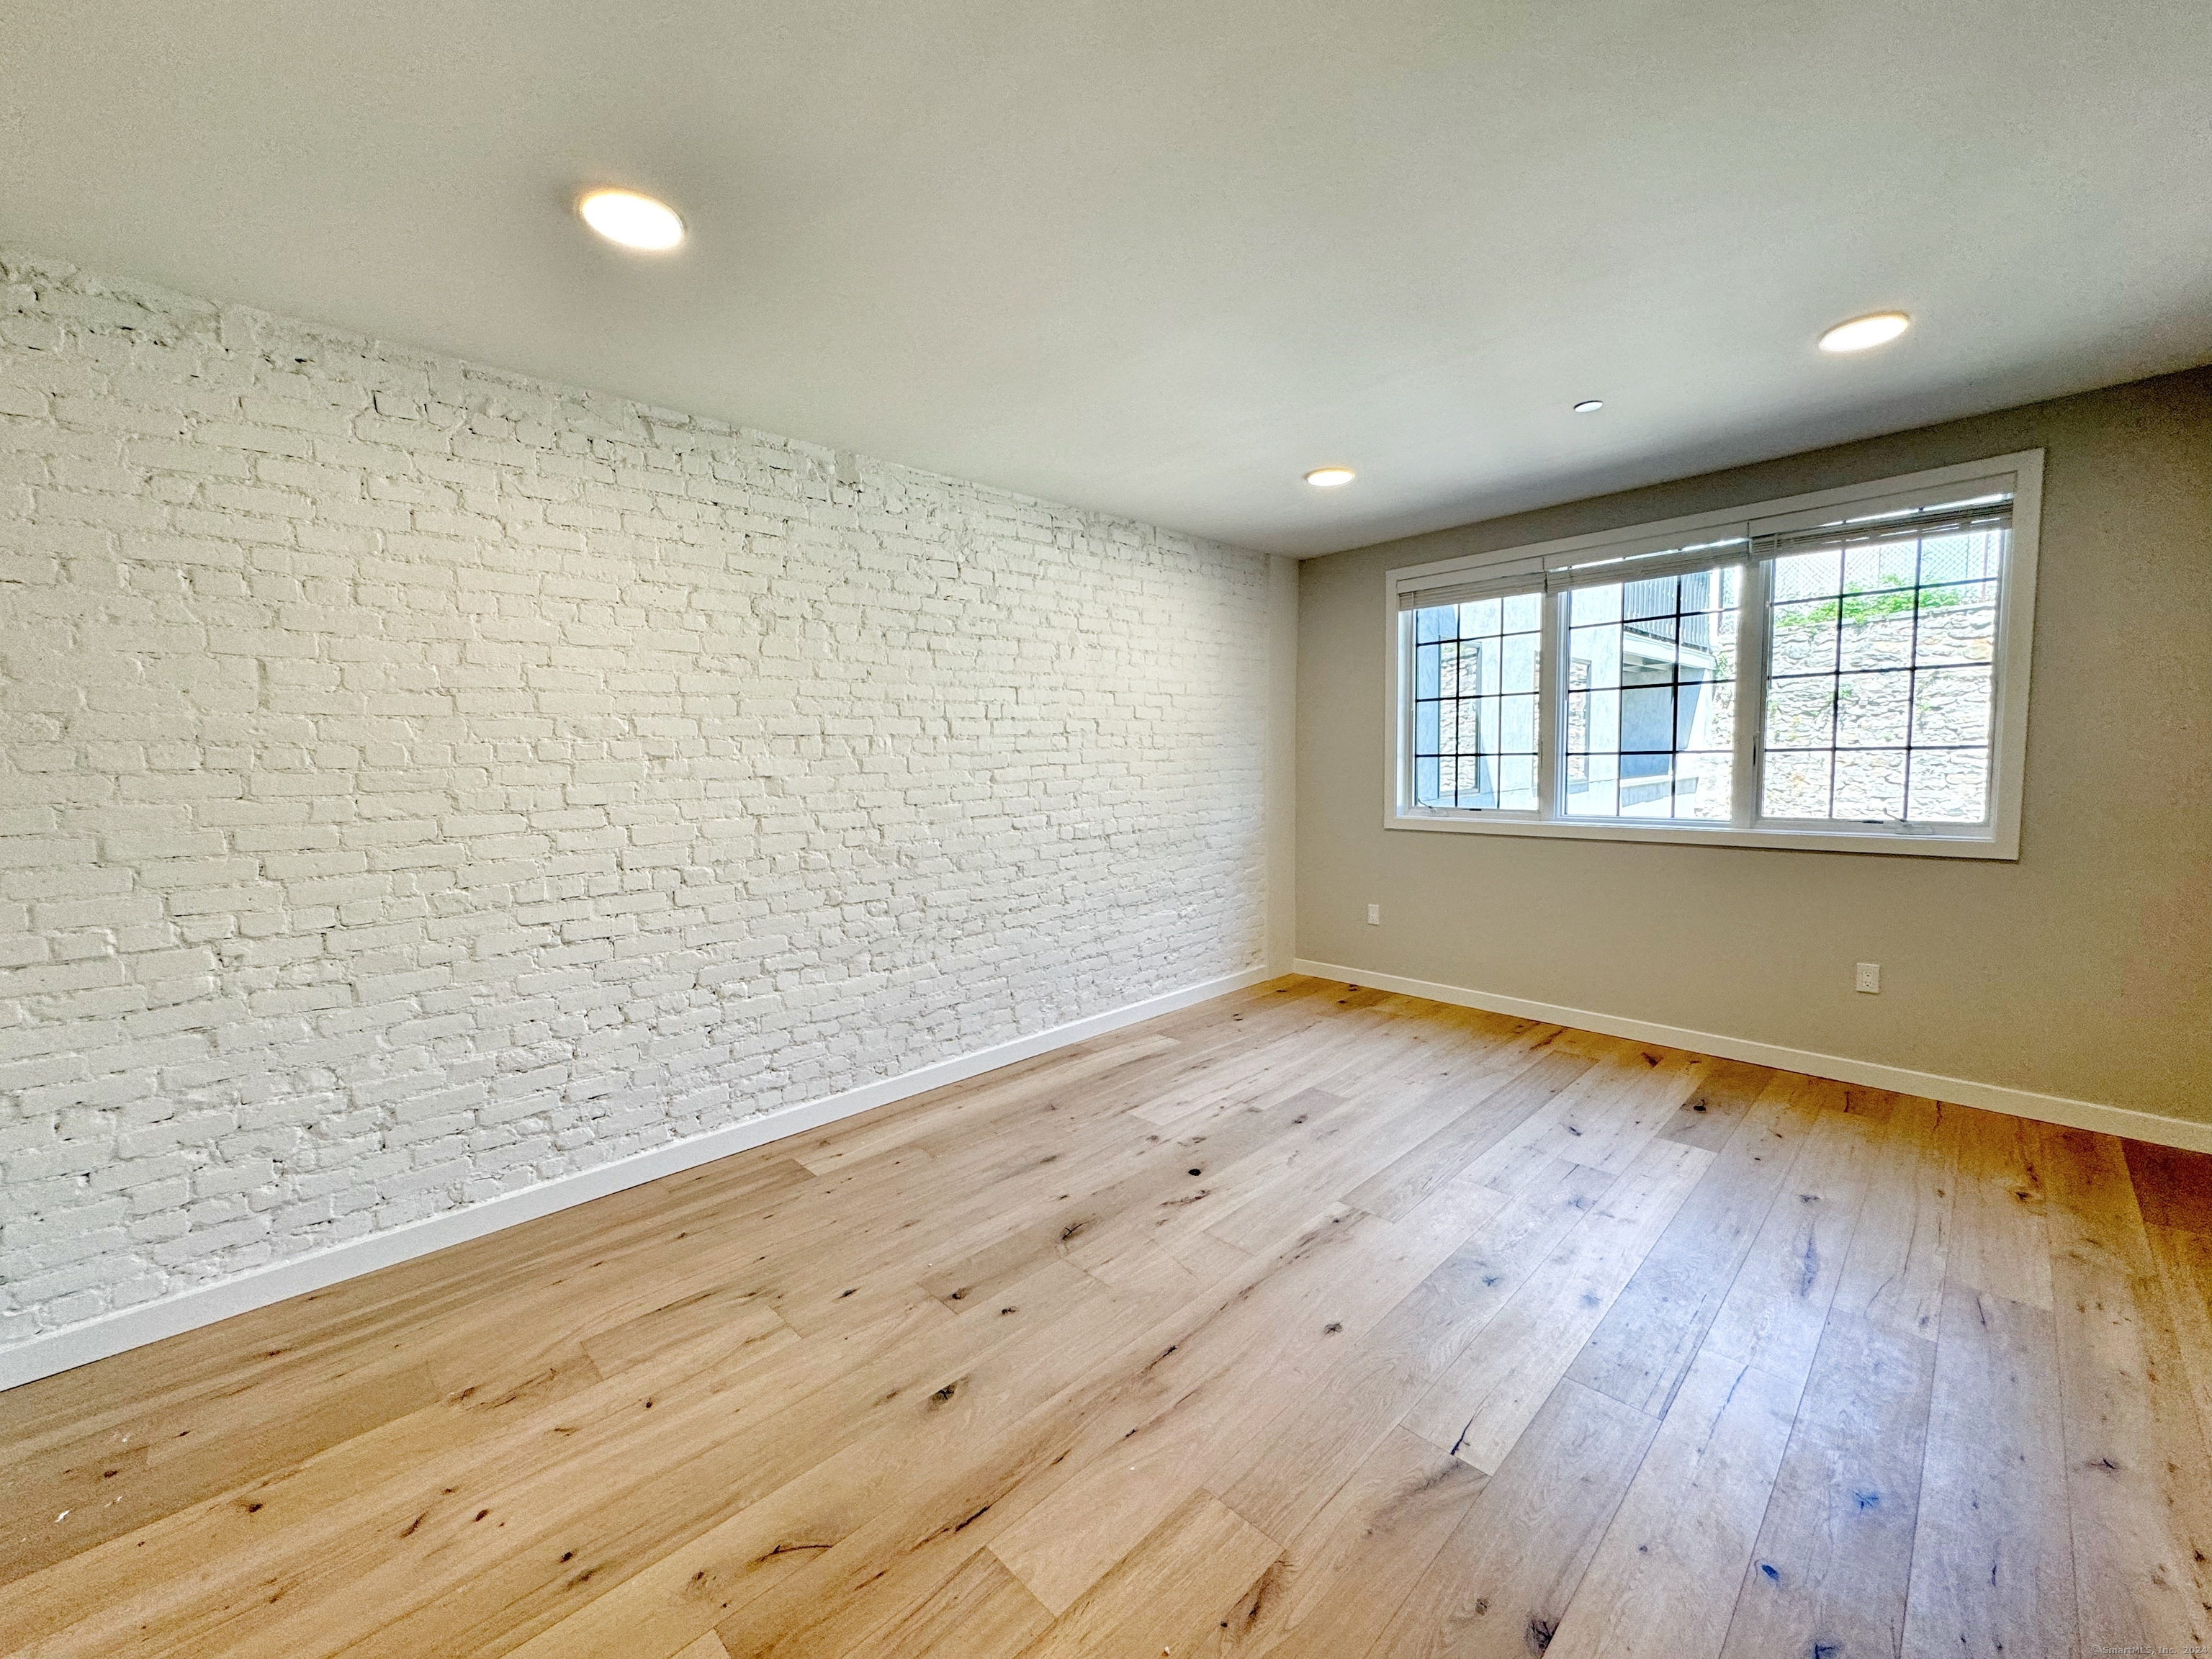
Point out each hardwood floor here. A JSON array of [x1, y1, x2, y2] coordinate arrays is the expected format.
[[3, 975, 2208, 1658]]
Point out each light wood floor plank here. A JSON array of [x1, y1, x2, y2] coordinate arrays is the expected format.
[[1403, 1136, 1711, 1472], [1658, 1056, 1775, 1154], [1362, 1157, 1620, 1384], [984, 1211, 1391, 1614], [1200, 1013, 1560, 1253], [1341, 1046, 1589, 1221], [2146, 1223, 2212, 1455], [1699, 1077, 1887, 1391], [1208, 1426, 1485, 1659], [1562, 1069, 1819, 1416], [1715, 1311, 1937, 1659], [1367, 1377, 1658, 1659], [1827, 1092, 1959, 1344], [1453, 1037, 1689, 1197], [1539, 1349, 1804, 1659], [2123, 1137, 2212, 1237], [1946, 1102, 2056, 1310], [2038, 1125, 2212, 1654], [842, 1548, 1053, 1659], [1009, 1490, 1282, 1659], [1900, 1282, 2078, 1659]]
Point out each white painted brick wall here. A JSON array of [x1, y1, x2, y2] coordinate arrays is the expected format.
[[0, 249, 1275, 1349]]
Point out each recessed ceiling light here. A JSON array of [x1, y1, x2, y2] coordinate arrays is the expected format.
[[577, 188, 686, 251], [1305, 466, 1356, 488], [1817, 311, 1910, 354], [1572, 399, 1605, 413]]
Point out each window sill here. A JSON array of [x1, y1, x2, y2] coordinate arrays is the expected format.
[[1384, 808, 2018, 860]]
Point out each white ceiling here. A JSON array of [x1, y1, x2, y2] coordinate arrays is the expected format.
[[4, 1, 2208, 556]]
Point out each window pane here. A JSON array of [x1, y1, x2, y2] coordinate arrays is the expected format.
[[1676, 749, 1735, 820], [1579, 686, 1619, 755], [1759, 526, 2005, 826], [1569, 624, 1624, 689], [1908, 748, 1989, 822], [1772, 549, 1841, 601], [1838, 610, 1915, 671], [1770, 600, 1840, 673], [1410, 598, 1541, 811], [1563, 567, 1737, 820], [1498, 752, 1535, 804], [1415, 640, 1441, 698], [1763, 750, 1833, 819], [1835, 672, 1912, 747], [1765, 675, 1835, 748], [1845, 541, 1920, 594], [1443, 698, 1477, 755], [1439, 639, 1470, 698], [1573, 583, 1623, 624], [1911, 665, 1994, 747], [1498, 692, 1538, 755], [1501, 631, 1537, 695], [1475, 634, 1502, 697], [1700, 673, 1737, 744], [1619, 684, 1674, 753], [1912, 594, 1996, 666], [1917, 531, 2002, 585], [1833, 750, 1907, 821]]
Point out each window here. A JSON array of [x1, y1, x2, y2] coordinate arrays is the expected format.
[[1561, 568, 1739, 821], [1385, 452, 2041, 858], [1411, 593, 1541, 811]]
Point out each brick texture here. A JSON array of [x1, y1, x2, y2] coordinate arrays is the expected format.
[[0, 248, 1274, 1349]]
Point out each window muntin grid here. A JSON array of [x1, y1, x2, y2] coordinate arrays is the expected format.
[[1761, 527, 2003, 824], [1388, 457, 2036, 858], [1411, 593, 1541, 811], [1564, 567, 1740, 821]]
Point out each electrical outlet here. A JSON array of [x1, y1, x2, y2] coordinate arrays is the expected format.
[[1366, 903, 1381, 926], [1855, 961, 1881, 994]]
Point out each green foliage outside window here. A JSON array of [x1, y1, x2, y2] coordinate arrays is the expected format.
[[1776, 581, 1967, 631]]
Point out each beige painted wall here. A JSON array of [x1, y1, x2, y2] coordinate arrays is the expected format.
[[1295, 368, 2211, 1123]]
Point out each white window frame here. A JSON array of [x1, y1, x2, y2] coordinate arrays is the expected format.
[[1383, 450, 2044, 859]]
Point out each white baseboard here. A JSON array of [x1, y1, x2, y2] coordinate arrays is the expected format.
[[1, 965, 1277, 1393], [1295, 958, 2212, 1156]]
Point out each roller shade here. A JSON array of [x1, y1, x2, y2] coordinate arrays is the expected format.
[[1397, 484, 2015, 613], [1748, 492, 2012, 559], [1394, 529, 1750, 611]]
